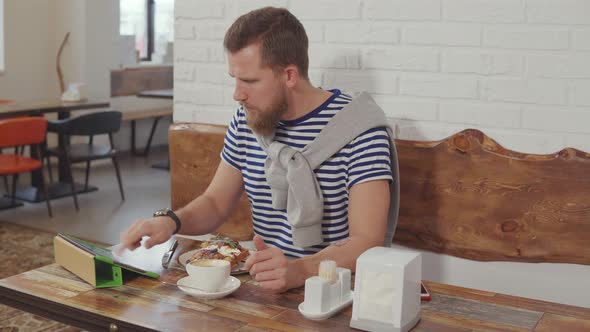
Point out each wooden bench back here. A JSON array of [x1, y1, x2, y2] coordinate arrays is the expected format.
[[110, 66, 173, 97], [169, 123, 253, 241], [395, 129, 590, 265], [169, 124, 590, 265]]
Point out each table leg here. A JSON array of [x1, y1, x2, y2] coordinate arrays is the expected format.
[[151, 158, 170, 170], [0, 197, 24, 210]]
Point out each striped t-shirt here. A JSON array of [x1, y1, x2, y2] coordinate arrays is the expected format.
[[221, 89, 393, 258]]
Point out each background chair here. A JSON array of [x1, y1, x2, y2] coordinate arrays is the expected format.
[[0, 117, 52, 217], [45, 111, 124, 211]]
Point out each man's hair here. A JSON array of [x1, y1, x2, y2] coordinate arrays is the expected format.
[[224, 7, 309, 80]]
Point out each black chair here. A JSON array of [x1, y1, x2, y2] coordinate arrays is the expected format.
[[45, 111, 124, 210]]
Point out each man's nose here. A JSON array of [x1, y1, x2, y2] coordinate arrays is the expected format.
[[233, 86, 246, 102]]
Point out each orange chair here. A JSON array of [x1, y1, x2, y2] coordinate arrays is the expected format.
[[0, 117, 53, 217]]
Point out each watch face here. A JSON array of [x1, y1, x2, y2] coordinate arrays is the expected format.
[[154, 208, 169, 217]]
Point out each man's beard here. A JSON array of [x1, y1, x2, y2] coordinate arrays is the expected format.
[[244, 93, 288, 137]]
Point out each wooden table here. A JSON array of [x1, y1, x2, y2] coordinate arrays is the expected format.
[[0, 99, 110, 204], [1, 254, 589, 331], [0, 99, 110, 120]]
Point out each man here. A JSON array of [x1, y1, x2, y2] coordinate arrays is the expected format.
[[120, 7, 395, 293]]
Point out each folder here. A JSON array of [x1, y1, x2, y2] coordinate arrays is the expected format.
[[54, 233, 159, 288]]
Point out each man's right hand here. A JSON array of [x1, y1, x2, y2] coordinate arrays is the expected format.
[[119, 216, 177, 251]]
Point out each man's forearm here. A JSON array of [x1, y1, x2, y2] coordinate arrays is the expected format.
[[289, 236, 379, 289], [175, 194, 229, 235]]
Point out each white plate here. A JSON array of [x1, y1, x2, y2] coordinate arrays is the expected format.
[[177, 276, 241, 300], [179, 249, 251, 275]]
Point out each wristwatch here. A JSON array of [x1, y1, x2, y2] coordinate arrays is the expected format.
[[153, 208, 182, 234]]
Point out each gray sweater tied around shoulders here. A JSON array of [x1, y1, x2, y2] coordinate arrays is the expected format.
[[253, 92, 400, 248]]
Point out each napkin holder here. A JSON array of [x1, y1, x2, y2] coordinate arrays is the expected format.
[[350, 247, 422, 332]]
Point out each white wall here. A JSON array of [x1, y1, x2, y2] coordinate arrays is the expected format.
[[51, 0, 172, 151], [0, 0, 5, 72], [174, 0, 590, 155], [174, 0, 590, 308], [0, 0, 57, 100], [0, 0, 171, 152]]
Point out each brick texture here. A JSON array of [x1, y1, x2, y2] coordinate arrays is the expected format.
[[174, 0, 590, 154]]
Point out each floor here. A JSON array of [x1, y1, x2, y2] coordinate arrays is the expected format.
[[0, 146, 171, 246], [0, 222, 75, 331], [0, 147, 172, 331]]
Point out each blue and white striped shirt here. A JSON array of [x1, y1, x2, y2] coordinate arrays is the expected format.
[[221, 90, 392, 258]]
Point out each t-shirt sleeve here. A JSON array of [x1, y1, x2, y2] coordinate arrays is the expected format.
[[346, 126, 393, 189], [220, 107, 245, 172]]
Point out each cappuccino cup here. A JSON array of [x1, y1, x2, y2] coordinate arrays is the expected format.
[[186, 259, 231, 292]]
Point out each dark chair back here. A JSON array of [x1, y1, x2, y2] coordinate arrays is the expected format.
[[45, 110, 126, 208], [49, 111, 122, 136]]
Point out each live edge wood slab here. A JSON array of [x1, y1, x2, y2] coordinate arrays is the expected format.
[[169, 124, 590, 265]]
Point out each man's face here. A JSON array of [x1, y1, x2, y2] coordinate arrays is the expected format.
[[228, 43, 287, 136]]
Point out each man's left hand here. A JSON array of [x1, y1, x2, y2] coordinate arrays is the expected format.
[[243, 235, 299, 293]]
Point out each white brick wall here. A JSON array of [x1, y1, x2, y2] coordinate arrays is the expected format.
[[174, 0, 590, 154]]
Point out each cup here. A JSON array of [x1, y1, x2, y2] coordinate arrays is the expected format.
[[185, 259, 231, 293]]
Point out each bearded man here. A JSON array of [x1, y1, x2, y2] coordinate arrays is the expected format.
[[120, 6, 398, 293]]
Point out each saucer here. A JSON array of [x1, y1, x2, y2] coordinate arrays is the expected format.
[[177, 276, 241, 300]]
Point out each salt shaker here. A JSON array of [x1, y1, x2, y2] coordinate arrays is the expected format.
[[298, 260, 353, 320]]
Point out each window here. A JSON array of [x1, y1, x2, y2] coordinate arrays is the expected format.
[[120, 0, 174, 63], [0, 0, 4, 72]]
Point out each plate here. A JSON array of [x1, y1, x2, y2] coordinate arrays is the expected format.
[[178, 249, 251, 275], [177, 276, 241, 300], [298, 292, 354, 320]]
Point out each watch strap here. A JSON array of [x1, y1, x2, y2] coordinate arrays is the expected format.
[[154, 208, 182, 234]]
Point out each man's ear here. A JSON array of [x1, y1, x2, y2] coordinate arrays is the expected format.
[[283, 65, 299, 88]]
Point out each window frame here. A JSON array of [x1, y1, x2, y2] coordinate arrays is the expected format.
[[0, 0, 4, 72], [143, 0, 155, 62], [120, 0, 172, 63]]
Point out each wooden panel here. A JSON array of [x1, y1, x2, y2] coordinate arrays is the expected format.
[[208, 308, 301, 332], [395, 129, 590, 264], [412, 319, 472, 332], [422, 293, 543, 329], [421, 308, 533, 332], [425, 281, 590, 321], [168, 124, 590, 264], [535, 313, 590, 332], [110, 66, 173, 97], [169, 123, 254, 241], [3, 264, 590, 332], [271, 309, 354, 331], [67, 288, 246, 331]]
